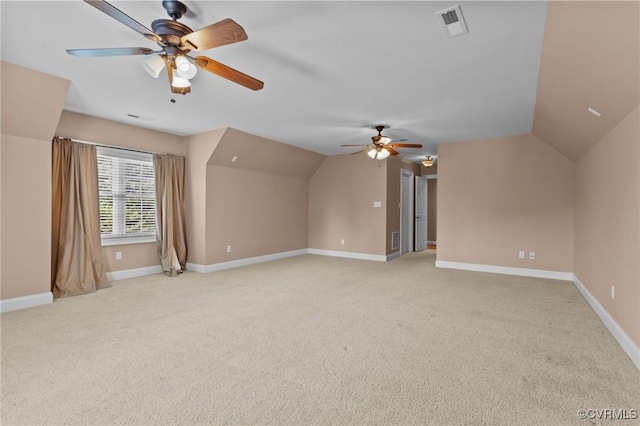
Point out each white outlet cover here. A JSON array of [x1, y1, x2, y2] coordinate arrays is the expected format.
[[373, 201, 382, 208], [529, 252, 535, 260], [519, 251, 525, 259]]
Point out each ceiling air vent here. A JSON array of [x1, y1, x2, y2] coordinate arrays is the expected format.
[[126, 113, 153, 121], [436, 5, 469, 38]]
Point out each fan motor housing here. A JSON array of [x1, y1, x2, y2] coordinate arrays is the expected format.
[[162, 0, 187, 20], [151, 19, 193, 46]]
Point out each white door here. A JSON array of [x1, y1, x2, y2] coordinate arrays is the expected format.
[[400, 169, 414, 254], [415, 176, 428, 251]]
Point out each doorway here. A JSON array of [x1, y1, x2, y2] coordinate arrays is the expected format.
[[414, 175, 428, 251], [426, 175, 437, 249], [400, 169, 414, 254]]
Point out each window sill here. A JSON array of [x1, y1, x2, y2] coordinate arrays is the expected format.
[[101, 236, 156, 247]]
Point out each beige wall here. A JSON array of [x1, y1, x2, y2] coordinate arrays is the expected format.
[[437, 133, 575, 272], [309, 154, 387, 255], [186, 127, 324, 266], [206, 166, 309, 263], [0, 136, 54, 299], [55, 111, 186, 273], [574, 106, 639, 346], [56, 111, 186, 156], [184, 129, 225, 266], [386, 159, 400, 254], [1, 62, 70, 300]]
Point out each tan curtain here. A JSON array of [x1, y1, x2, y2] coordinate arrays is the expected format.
[[154, 154, 187, 276], [51, 137, 110, 298]]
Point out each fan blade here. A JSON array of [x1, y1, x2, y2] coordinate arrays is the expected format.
[[387, 147, 400, 156], [195, 56, 264, 91], [340, 144, 368, 147], [390, 138, 408, 142], [388, 143, 423, 148], [66, 47, 154, 57], [182, 19, 248, 51], [84, 0, 161, 42]]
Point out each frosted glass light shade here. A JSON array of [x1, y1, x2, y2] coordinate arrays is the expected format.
[[377, 148, 391, 159], [140, 54, 166, 78], [367, 147, 390, 160], [175, 55, 197, 79], [171, 71, 191, 88]]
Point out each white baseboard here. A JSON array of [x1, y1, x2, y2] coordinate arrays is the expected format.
[[386, 251, 401, 261], [308, 248, 388, 262], [187, 248, 399, 273], [435, 260, 573, 281], [573, 274, 640, 370], [106, 265, 163, 281], [187, 249, 308, 273], [427, 240, 437, 246], [1, 292, 53, 313]]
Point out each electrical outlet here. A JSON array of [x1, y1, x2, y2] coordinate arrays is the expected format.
[[226, 245, 232, 253], [518, 251, 525, 259], [529, 252, 535, 260], [340, 239, 345, 245], [116, 251, 122, 261], [611, 285, 615, 300]]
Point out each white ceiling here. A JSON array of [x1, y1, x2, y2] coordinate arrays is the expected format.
[[1, 1, 548, 161]]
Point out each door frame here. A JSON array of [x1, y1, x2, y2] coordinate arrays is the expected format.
[[400, 168, 414, 255], [425, 174, 437, 246], [414, 175, 428, 251]]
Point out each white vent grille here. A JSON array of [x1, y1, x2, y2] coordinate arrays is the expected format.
[[436, 5, 469, 38], [391, 231, 400, 250]]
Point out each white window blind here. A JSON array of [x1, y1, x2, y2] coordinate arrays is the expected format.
[[97, 146, 156, 245]]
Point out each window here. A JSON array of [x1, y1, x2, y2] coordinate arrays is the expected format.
[[97, 146, 156, 245]]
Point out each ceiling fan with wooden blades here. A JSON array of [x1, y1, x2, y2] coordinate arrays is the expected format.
[[66, 0, 264, 94], [341, 125, 423, 160]]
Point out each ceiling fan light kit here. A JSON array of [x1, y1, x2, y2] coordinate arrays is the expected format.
[[367, 147, 391, 160], [67, 0, 264, 94], [140, 54, 166, 78], [342, 125, 423, 161], [175, 55, 197, 79], [171, 70, 190, 88], [421, 156, 437, 168]]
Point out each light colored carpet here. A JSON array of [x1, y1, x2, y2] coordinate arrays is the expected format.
[[1, 251, 638, 425]]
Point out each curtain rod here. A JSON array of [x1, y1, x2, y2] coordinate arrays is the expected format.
[[54, 136, 158, 155]]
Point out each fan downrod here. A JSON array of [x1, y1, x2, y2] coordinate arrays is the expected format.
[[162, 0, 187, 20]]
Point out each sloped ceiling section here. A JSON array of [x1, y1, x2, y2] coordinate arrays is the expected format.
[[207, 128, 326, 179], [532, 1, 640, 162], [0, 61, 70, 140]]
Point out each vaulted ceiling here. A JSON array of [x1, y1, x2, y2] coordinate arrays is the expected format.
[[1, 1, 638, 163], [532, 1, 639, 161]]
